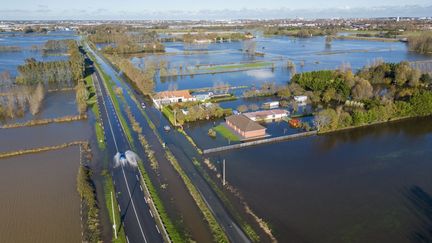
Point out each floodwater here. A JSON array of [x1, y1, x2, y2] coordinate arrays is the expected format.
[[212, 117, 432, 243], [0, 146, 82, 243], [0, 31, 76, 76], [132, 36, 431, 92], [2, 90, 79, 125], [0, 120, 91, 153]]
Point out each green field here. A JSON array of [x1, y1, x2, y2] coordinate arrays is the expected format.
[[214, 124, 240, 141], [204, 61, 273, 72]]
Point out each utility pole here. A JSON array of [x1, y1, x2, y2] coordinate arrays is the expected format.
[[223, 159, 226, 186], [111, 191, 117, 239], [174, 109, 177, 127]]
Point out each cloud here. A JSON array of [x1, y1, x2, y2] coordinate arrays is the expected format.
[[0, 5, 431, 20]]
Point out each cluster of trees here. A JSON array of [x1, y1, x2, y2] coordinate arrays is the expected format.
[[170, 103, 231, 125], [0, 83, 45, 120], [182, 32, 250, 43], [315, 91, 432, 131], [243, 82, 277, 98], [264, 27, 338, 37], [42, 39, 73, 52], [102, 41, 165, 54], [16, 40, 85, 87], [108, 55, 155, 95], [77, 164, 101, 242], [294, 61, 432, 131], [289, 70, 352, 103], [357, 60, 422, 86], [83, 25, 165, 54], [408, 32, 432, 54], [23, 26, 50, 34], [237, 104, 260, 113]]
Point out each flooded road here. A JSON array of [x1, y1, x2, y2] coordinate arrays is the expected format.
[[0, 146, 81, 243], [212, 117, 432, 243]]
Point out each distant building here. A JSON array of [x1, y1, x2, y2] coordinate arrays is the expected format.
[[152, 90, 196, 108], [263, 101, 279, 109], [225, 114, 266, 139], [193, 92, 212, 102], [243, 109, 289, 122]]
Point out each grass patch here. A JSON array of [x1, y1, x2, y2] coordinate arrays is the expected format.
[[210, 95, 238, 103], [102, 170, 127, 243], [136, 160, 186, 242], [94, 122, 106, 150], [204, 62, 273, 71], [192, 158, 260, 242], [161, 106, 177, 126], [85, 75, 97, 106], [214, 124, 240, 142], [165, 150, 229, 243]]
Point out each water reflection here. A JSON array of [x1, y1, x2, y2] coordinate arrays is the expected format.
[[314, 117, 432, 152], [404, 186, 432, 243]]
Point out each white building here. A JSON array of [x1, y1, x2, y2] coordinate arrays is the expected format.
[[243, 109, 289, 122], [152, 90, 196, 108]]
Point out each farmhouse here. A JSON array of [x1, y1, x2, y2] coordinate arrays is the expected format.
[[225, 114, 266, 139], [243, 109, 289, 122], [152, 90, 196, 108]]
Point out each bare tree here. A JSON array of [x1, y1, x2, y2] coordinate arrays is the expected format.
[[29, 83, 45, 115]]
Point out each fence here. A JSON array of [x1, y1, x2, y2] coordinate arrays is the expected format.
[[203, 130, 317, 154]]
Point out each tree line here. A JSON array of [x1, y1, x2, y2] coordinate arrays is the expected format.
[[264, 27, 338, 37], [16, 40, 85, 86], [107, 55, 155, 95]]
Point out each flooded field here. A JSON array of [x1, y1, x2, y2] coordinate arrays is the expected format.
[[0, 120, 91, 153], [2, 90, 79, 125], [0, 146, 82, 242], [212, 117, 432, 243], [132, 36, 430, 92], [0, 31, 76, 77]]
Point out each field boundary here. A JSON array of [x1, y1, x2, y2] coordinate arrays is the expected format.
[[203, 131, 317, 154], [0, 140, 87, 159]]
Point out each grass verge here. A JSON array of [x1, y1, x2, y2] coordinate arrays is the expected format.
[[214, 124, 240, 142], [102, 170, 127, 243], [192, 158, 260, 242]]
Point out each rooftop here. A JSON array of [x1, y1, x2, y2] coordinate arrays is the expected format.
[[154, 90, 193, 100], [243, 109, 288, 119], [226, 114, 266, 132]]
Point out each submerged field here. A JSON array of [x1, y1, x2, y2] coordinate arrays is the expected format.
[[211, 117, 432, 242], [0, 146, 82, 242], [132, 35, 430, 92]]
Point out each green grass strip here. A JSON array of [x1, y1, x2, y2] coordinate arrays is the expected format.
[[103, 171, 127, 243], [214, 124, 240, 141]]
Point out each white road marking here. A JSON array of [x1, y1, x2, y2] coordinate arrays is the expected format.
[[121, 165, 148, 243]]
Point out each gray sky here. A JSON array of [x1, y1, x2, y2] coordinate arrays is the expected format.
[[0, 0, 431, 20]]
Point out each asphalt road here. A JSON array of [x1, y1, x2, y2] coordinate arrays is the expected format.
[[92, 63, 164, 243], [90, 53, 251, 242]]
